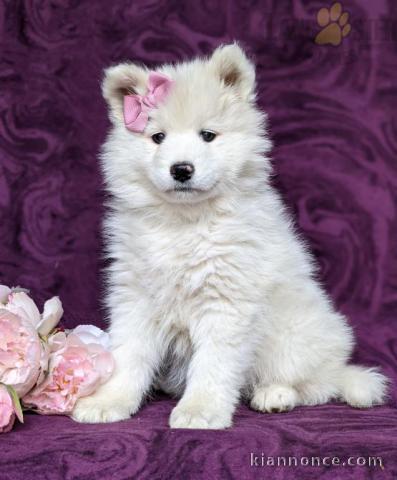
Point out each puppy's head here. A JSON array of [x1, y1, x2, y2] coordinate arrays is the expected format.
[[102, 44, 271, 206]]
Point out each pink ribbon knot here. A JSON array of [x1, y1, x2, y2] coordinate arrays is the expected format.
[[123, 72, 174, 133]]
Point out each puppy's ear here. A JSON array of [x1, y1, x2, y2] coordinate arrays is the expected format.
[[101, 63, 148, 123], [210, 43, 256, 101]]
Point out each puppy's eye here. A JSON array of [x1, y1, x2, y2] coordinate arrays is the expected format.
[[200, 130, 217, 142], [151, 132, 166, 144]]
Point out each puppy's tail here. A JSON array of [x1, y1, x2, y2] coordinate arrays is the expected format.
[[337, 365, 388, 408]]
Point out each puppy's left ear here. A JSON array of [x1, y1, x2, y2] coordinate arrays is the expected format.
[[101, 62, 149, 124], [210, 43, 256, 101]]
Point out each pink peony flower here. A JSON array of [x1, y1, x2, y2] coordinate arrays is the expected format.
[[23, 326, 114, 415], [0, 286, 64, 397], [0, 383, 23, 433], [0, 384, 15, 433], [0, 309, 42, 397], [0, 284, 112, 420]]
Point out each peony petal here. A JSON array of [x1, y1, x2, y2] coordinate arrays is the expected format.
[[48, 331, 67, 352], [6, 292, 41, 327], [0, 411, 15, 432], [0, 350, 20, 368], [64, 333, 85, 349], [92, 351, 115, 382], [0, 285, 11, 305], [35, 340, 50, 386], [72, 325, 111, 350], [0, 384, 16, 432], [37, 296, 64, 336]]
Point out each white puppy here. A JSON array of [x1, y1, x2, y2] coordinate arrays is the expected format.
[[72, 44, 387, 429]]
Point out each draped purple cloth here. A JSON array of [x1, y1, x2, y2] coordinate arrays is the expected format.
[[0, 1, 396, 478]]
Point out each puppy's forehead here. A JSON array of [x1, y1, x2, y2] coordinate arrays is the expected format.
[[151, 63, 226, 130]]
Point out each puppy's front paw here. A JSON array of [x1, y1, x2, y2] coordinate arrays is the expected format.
[[72, 394, 132, 424], [169, 399, 232, 429], [251, 384, 298, 413]]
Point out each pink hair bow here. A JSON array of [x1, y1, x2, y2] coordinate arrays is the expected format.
[[123, 72, 174, 133]]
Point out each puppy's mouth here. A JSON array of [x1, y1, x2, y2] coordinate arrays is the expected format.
[[166, 181, 219, 194], [166, 184, 204, 194], [172, 186, 201, 193], [160, 181, 220, 203]]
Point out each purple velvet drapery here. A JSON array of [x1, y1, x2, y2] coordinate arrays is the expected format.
[[0, 1, 396, 478]]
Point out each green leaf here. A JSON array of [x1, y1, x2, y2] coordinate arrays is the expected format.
[[5, 385, 24, 423]]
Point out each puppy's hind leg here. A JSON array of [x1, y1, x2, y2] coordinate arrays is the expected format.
[[295, 364, 388, 408], [250, 281, 356, 413], [251, 384, 299, 413]]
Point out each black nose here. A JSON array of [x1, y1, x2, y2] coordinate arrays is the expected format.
[[170, 163, 195, 183]]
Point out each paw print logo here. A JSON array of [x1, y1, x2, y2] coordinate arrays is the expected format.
[[314, 2, 351, 46]]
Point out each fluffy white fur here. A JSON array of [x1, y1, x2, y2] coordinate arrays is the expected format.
[[72, 44, 388, 429]]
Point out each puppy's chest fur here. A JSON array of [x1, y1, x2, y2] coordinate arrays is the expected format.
[[128, 209, 266, 331]]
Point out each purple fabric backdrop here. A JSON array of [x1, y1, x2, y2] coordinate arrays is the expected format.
[[0, 1, 396, 479]]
